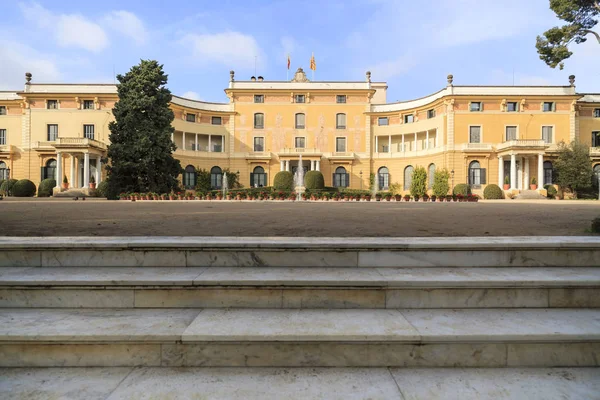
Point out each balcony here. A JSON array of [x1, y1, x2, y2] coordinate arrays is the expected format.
[[174, 148, 228, 159], [496, 139, 547, 152], [245, 151, 272, 160], [591, 147, 600, 156], [372, 145, 447, 159], [461, 143, 493, 152], [53, 137, 107, 150], [0, 144, 15, 154], [278, 148, 323, 156]]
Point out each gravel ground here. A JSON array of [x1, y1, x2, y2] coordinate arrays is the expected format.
[[1, 198, 598, 237]]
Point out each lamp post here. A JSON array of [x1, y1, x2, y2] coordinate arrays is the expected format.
[[451, 169, 455, 189], [360, 170, 363, 190]]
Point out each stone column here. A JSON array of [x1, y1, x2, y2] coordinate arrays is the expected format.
[[402, 135, 405, 152], [388, 135, 392, 153], [96, 156, 101, 184], [375, 136, 378, 153], [182, 132, 186, 150], [70, 155, 75, 189], [195, 134, 198, 151], [498, 156, 504, 187], [56, 152, 62, 188], [524, 157, 530, 189], [280, 160, 284, 171], [285, 160, 289, 171], [316, 160, 320, 171], [414, 132, 418, 153], [426, 131, 430, 149], [311, 160, 315, 170], [538, 153, 544, 189], [83, 153, 90, 188], [510, 153, 516, 190], [517, 157, 523, 190], [208, 134, 212, 152]]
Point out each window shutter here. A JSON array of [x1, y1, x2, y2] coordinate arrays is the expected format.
[[41, 167, 46, 181], [345, 173, 350, 187], [250, 173, 254, 187], [264, 173, 268, 186], [480, 168, 486, 184], [552, 102, 556, 112], [480, 102, 483, 112]]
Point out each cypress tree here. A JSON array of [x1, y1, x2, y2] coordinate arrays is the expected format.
[[105, 60, 182, 199]]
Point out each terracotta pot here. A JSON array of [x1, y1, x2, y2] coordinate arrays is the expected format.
[[90, 183, 96, 189], [503, 184, 510, 190], [62, 183, 68, 189], [530, 184, 537, 190], [169, 195, 174, 200]]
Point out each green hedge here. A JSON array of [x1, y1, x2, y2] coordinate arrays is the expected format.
[[304, 171, 324, 190], [96, 181, 109, 198], [432, 169, 450, 197], [483, 184, 504, 199], [0, 179, 17, 196], [12, 179, 36, 197], [453, 183, 472, 196], [38, 179, 56, 197], [545, 184, 557, 198], [410, 166, 428, 197], [274, 171, 294, 190]]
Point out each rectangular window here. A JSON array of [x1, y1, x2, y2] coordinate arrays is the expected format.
[[594, 108, 600, 118], [336, 95, 346, 104], [295, 94, 305, 103], [470, 102, 482, 112], [469, 126, 481, 143], [295, 137, 305, 149], [378, 117, 389, 126], [83, 124, 95, 139], [507, 102, 518, 112], [427, 109, 436, 119], [295, 113, 305, 129], [47, 124, 58, 141], [47, 100, 58, 109], [253, 137, 264, 152], [336, 114, 346, 129], [186, 113, 196, 122], [336, 137, 346, 152], [253, 113, 264, 129], [83, 100, 94, 110], [0, 129, 6, 145], [505, 126, 517, 141], [542, 126, 553, 144], [254, 95, 264, 103], [211, 116, 222, 125], [592, 131, 600, 147], [0, 106, 6, 115], [543, 102, 555, 112], [404, 114, 414, 123]]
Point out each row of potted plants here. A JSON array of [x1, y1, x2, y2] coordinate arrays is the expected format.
[[119, 192, 480, 202], [503, 176, 539, 190]]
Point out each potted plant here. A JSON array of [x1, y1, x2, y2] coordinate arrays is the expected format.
[[414, 194, 420, 202], [431, 195, 437, 202], [62, 175, 69, 189], [89, 175, 96, 190], [530, 177, 537, 190], [503, 176, 510, 190], [457, 194, 464, 202], [422, 194, 429, 202], [169, 193, 175, 200], [403, 194, 411, 202], [153, 193, 159, 200], [385, 194, 392, 201]]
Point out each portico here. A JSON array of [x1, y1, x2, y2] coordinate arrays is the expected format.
[[496, 140, 548, 191], [277, 148, 323, 173], [51, 138, 107, 191]]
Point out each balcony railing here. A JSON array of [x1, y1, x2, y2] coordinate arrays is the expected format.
[[496, 139, 547, 151], [461, 143, 493, 151], [54, 137, 108, 150], [591, 147, 600, 156], [279, 148, 321, 154], [32, 141, 55, 149], [0, 144, 14, 153]]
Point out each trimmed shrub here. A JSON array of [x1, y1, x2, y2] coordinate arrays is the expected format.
[[274, 171, 294, 191], [96, 180, 109, 198], [432, 169, 450, 198], [0, 179, 17, 196], [304, 171, 324, 190], [409, 166, 427, 197], [545, 184, 557, 198], [11, 179, 36, 197], [453, 183, 472, 196], [38, 179, 56, 197], [483, 184, 504, 199], [0, 179, 4, 190]]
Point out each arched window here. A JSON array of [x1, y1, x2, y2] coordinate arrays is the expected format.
[[404, 165, 414, 190], [333, 166, 349, 188], [210, 166, 223, 189], [428, 163, 436, 189], [336, 113, 346, 129], [543, 161, 553, 185], [254, 113, 264, 129], [42, 159, 57, 181], [250, 166, 267, 187], [0, 161, 7, 180], [593, 164, 600, 188], [468, 160, 486, 187], [295, 113, 305, 129], [183, 165, 196, 189], [378, 167, 389, 190]]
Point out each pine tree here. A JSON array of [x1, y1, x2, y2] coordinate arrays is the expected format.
[[105, 60, 182, 199]]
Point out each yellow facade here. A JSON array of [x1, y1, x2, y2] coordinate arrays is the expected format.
[[1, 69, 599, 194]]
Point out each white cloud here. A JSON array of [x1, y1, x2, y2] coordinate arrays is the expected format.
[[488, 69, 552, 86], [103, 11, 148, 45], [0, 40, 61, 89], [181, 91, 202, 100], [180, 31, 263, 69], [366, 54, 418, 81], [19, 2, 108, 52]]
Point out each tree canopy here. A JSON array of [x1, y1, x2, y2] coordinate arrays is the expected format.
[[536, 0, 600, 69], [105, 60, 182, 199], [553, 140, 593, 198]]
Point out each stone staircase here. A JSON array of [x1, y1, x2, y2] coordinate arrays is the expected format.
[[0, 236, 599, 398], [516, 189, 548, 200]]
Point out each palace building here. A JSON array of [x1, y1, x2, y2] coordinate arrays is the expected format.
[[1, 68, 599, 194]]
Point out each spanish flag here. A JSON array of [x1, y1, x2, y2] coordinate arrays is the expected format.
[[310, 53, 316, 71], [287, 54, 291, 70]]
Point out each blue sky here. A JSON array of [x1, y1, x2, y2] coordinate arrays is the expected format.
[[1, 0, 599, 103]]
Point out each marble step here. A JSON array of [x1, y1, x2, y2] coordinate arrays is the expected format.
[[1, 267, 599, 308], [1, 367, 599, 400], [1, 236, 599, 268], [1, 308, 599, 367]]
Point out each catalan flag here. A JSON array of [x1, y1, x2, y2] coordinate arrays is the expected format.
[[287, 54, 291, 70], [310, 53, 316, 71]]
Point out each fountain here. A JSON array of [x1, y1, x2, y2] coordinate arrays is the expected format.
[[294, 154, 306, 200], [222, 172, 228, 198]]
